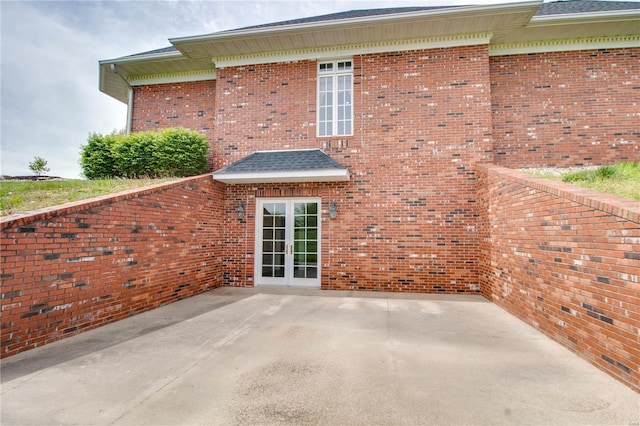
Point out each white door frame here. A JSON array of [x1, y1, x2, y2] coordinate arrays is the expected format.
[[254, 198, 321, 288]]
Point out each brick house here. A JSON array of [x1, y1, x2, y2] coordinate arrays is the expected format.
[[98, 0, 639, 292]]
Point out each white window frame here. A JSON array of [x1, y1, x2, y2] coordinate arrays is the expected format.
[[317, 59, 353, 137]]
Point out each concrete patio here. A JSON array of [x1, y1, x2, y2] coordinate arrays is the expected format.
[[1, 287, 638, 425]]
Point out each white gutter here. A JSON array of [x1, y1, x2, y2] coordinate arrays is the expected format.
[[529, 9, 640, 26]]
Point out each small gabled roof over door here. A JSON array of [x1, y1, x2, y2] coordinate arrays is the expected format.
[[212, 149, 350, 184]]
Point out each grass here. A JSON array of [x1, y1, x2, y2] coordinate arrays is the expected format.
[[526, 162, 640, 201], [1, 178, 178, 217]]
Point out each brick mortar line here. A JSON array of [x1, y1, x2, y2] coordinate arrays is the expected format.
[[477, 164, 640, 225]]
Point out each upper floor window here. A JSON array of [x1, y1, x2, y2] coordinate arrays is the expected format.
[[317, 59, 353, 137]]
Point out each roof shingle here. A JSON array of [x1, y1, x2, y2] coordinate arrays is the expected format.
[[215, 149, 347, 175]]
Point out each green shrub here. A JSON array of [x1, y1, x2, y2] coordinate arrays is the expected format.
[[155, 128, 209, 177], [80, 133, 122, 179], [80, 128, 209, 179], [114, 131, 159, 178]]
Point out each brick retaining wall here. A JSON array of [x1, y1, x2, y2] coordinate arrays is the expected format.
[[477, 164, 640, 392], [1, 175, 224, 358]]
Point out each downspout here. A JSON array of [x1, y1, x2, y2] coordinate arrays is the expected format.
[[126, 87, 134, 135], [110, 64, 133, 134]]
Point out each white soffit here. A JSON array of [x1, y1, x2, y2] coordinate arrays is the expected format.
[[128, 69, 216, 86], [212, 33, 493, 68], [491, 9, 640, 55], [99, 53, 215, 102], [490, 35, 640, 56]]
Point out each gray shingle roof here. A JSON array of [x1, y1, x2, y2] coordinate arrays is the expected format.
[[124, 1, 640, 60], [231, 6, 458, 32], [124, 45, 178, 59], [535, 0, 640, 16], [215, 149, 347, 175]]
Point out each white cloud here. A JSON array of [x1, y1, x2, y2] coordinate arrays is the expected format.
[[1, 0, 516, 179]]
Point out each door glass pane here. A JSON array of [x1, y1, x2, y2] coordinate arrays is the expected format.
[[293, 202, 319, 280], [306, 267, 317, 278], [261, 202, 286, 279], [294, 267, 306, 278]]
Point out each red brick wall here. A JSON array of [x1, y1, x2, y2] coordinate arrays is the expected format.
[[213, 61, 318, 169], [214, 46, 492, 292], [477, 164, 640, 392], [0, 175, 224, 358], [131, 81, 217, 165], [491, 48, 640, 168]]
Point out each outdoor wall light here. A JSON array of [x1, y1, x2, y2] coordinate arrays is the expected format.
[[236, 202, 245, 220], [329, 201, 338, 219]]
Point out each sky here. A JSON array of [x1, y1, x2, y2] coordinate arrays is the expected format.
[[2, 0, 521, 179]]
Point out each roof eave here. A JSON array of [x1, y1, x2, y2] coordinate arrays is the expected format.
[[99, 50, 183, 66], [212, 168, 351, 185], [170, 1, 542, 45]]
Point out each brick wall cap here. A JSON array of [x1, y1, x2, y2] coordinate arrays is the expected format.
[[477, 164, 640, 224]]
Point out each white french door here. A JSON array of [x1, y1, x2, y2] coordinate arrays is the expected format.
[[255, 198, 321, 287]]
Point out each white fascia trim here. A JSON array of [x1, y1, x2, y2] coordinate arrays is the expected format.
[[128, 69, 216, 86], [171, 1, 539, 44], [529, 9, 640, 27], [212, 169, 350, 184], [489, 35, 640, 56], [213, 33, 493, 68]]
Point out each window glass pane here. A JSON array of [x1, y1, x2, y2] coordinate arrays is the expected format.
[[262, 266, 273, 277], [306, 203, 317, 214], [263, 229, 273, 240], [263, 241, 273, 252], [262, 254, 273, 265], [274, 267, 285, 277], [324, 92, 333, 105]]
